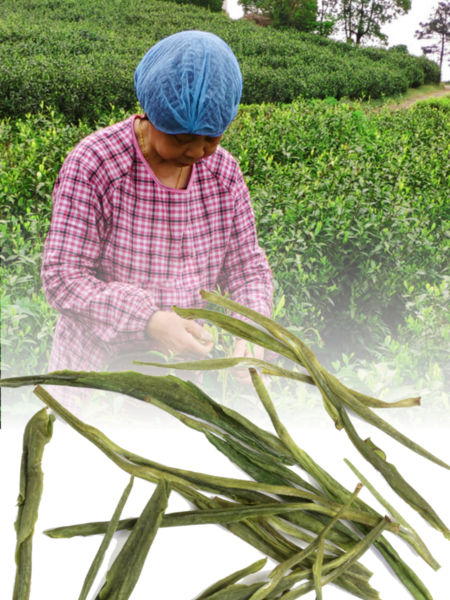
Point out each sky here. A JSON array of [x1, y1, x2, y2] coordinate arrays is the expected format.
[[224, 0, 449, 81]]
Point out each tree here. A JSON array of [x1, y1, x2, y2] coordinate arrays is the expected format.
[[238, 0, 411, 40], [415, 1, 450, 79], [337, 0, 411, 45], [239, 0, 318, 32], [316, 0, 339, 35]]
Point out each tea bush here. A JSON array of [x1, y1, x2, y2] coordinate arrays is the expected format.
[[225, 100, 449, 358], [0, 0, 440, 122], [170, 0, 223, 10], [1, 218, 57, 375]]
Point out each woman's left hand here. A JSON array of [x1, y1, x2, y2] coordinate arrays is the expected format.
[[232, 339, 265, 384]]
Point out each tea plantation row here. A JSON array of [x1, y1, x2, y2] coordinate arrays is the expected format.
[[0, 0, 440, 122], [2, 99, 448, 389]]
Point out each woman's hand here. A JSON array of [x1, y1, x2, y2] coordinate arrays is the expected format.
[[232, 339, 265, 384], [146, 310, 214, 357]]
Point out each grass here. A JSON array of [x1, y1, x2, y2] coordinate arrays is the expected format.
[[360, 83, 450, 109]]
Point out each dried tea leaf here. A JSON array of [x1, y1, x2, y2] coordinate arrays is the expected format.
[[97, 480, 169, 600], [78, 476, 134, 600], [13, 408, 54, 600]]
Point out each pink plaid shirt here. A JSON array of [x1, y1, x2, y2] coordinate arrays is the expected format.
[[42, 116, 273, 371]]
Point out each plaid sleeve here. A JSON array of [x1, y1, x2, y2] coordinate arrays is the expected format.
[[41, 158, 158, 345], [220, 169, 274, 319]]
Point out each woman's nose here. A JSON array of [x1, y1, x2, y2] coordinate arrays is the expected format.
[[185, 140, 206, 160]]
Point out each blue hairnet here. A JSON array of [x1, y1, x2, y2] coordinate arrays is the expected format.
[[134, 31, 242, 136]]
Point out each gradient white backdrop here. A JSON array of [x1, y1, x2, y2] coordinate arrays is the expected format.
[[1, 384, 449, 600]]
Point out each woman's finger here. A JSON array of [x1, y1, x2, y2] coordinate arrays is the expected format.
[[178, 331, 214, 357], [184, 319, 214, 344]]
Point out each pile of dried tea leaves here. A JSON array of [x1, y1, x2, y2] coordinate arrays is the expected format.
[[2, 293, 448, 599]]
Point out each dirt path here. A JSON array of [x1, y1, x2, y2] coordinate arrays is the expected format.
[[390, 84, 450, 110]]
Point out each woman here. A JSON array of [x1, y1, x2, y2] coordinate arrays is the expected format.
[[42, 30, 273, 375]]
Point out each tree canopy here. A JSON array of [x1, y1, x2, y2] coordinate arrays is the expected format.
[[415, 1, 450, 79], [239, 0, 412, 44], [335, 0, 411, 44], [239, 0, 318, 31]]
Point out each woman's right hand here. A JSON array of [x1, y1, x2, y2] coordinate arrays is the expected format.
[[146, 310, 214, 357]]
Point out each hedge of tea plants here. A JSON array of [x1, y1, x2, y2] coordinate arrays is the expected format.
[[226, 99, 449, 345], [0, 0, 440, 122], [2, 99, 449, 389]]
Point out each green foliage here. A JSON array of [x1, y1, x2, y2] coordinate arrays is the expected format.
[[415, 93, 450, 111], [239, 0, 318, 31], [331, 278, 449, 411], [0, 0, 439, 122], [170, 0, 223, 11], [384, 277, 450, 380], [224, 99, 449, 360], [1, 216, 57, 375]]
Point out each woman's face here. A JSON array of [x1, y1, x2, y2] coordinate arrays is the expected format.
[[148, 121, 223, 167]]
